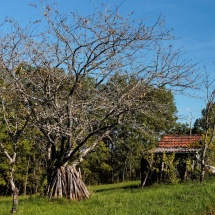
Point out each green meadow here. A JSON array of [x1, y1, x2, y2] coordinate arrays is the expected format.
[[1, 180, 215, 215]]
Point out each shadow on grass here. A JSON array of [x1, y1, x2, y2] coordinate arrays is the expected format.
[[0, 195, 46, 206], [94, 184, 140, 193], [0, 197, 12, 204]]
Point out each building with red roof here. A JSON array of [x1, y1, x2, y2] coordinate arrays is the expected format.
[[141, 135, 203, 187], [152, 134, 202, 154]]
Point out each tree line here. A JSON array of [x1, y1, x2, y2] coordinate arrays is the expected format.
[[0, 74, 178, 191]]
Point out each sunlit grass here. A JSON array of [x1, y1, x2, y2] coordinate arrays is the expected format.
[[1, 180, 215, 215]]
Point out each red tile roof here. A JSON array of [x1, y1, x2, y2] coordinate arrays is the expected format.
[[158, 135, 202, 148]]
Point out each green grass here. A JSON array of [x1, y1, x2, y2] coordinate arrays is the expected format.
[[1, 180, 215, 215]]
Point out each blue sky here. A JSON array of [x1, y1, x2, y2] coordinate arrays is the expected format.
[[1, 0, 215, 125]]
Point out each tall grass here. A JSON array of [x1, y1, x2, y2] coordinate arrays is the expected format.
[[1, 180, 215, 215]]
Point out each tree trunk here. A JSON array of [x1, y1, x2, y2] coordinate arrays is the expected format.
[[46, 165, 90, 200], [11, 188, 19, 213], [8, 153, 19, 213], [23, 157, 30, 196], [200, 161, 205, 183], [10, 178, 19, 213], [141, 170, 149, 188], [140, 158, 150, 187], [200, 144, 208, 183], [200, 156, 206, 183]]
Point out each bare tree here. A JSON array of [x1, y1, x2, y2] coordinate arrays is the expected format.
[[0, 3, 201, 200]]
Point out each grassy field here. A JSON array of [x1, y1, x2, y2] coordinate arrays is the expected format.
[[1, 180, 215, 215]]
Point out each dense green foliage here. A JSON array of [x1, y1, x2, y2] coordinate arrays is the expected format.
[[193, 103, 215, 133], [0, 126, 46, 195], [193, 103, 215, 169], [1, 180, 215, 215], [170, 122, 191, 135], [79, 86, 178, 185]]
